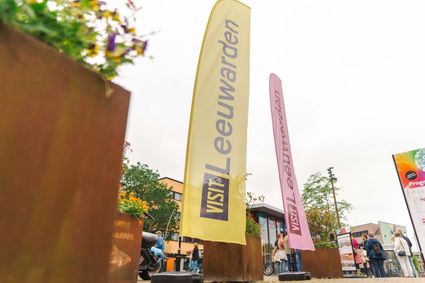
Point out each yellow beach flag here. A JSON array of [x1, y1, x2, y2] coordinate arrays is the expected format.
[[180, 0, 251, 245]]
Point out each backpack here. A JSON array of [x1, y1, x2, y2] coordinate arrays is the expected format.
[[372, 243, 382, 255]]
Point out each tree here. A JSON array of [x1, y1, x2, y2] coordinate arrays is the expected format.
[[302, 172, 353, 247], [121, 162, 179, 235]]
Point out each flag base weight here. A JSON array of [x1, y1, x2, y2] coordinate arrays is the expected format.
[[151, 271, 203, 283], [278, 272, 311, 281]]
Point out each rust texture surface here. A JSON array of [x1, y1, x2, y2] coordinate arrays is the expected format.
[[109, 213, 143, 283], [0, 25, 130, 283], [204, 234, 263, 282], [301, 248, 343, 278]]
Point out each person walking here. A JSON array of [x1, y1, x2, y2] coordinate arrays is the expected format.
[[351, 235, 362, 273], [365, 233, 387, 277], [361, 234, 373, 277], [274, 233, 288, 273], [272, 234, 282, 274], [189, 242, 200, 273], [393, 230, 413, 277], [283, 232, 292, 272], [293, 249, 302, 272], [358, 243, 372, 277], [395, 228, 418, 277]]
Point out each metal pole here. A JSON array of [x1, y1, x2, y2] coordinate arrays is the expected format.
[[330, 177, 341, 229], [328, 167, 341, 229], [392, 155, 425, 265], [175, 236, 182, 271], [164, 208, 177, 241]]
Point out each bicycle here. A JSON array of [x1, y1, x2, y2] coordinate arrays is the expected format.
[[263, 252, 276, 276]]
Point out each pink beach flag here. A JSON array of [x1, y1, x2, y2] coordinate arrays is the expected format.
[[269, 73, 315, 251]]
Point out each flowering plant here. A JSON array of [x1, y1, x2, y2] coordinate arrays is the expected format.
[[246, 212, 261, 237], [245, 192, 263, 237], [118, 188, 149, 218], [0, 0, 148, 79]]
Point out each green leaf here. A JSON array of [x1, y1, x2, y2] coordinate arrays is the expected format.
[[0, 0, 18, 22], [29, 1, 48, 13], [19, 21, 58, 37]]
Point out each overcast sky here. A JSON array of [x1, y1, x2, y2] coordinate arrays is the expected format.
[[115, 0, 425, 246]]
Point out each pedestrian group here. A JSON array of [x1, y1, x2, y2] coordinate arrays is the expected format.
[[272, 231, 303, 273], [354, 229, 418, 278]]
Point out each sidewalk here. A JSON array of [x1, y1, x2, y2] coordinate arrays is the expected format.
[[139, 276, 423, 282], [262, 275, 423, 282]]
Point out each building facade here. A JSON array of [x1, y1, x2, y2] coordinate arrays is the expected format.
[[248, 203, 285, 261], [159, 177, 203, 255], [351, 221, 407, 246], [159, 177, 286, 261]]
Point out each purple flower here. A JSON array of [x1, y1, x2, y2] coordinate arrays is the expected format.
[[142, 41, 148, 54], [107, 33, 117, 52]]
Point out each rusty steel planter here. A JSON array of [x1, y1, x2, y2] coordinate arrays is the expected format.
[[301, 247, 343, 278], [0, 25, 130, 283], [203, 233, 263, 282], [109, 212, 144, 283]]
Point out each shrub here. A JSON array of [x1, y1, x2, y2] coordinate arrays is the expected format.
[[246, 212, 261, 237], [245, 192, 264, 237]]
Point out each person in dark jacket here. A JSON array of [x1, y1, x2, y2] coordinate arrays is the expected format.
[[361, 234, 372, 277], [190, 242, 200, 273], [365, 233, 387, 277]]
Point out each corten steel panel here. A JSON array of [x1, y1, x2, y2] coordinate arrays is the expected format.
[[301, 248, 343, 278], [109, 213, 143, 283], [204, 234, 263, 282], [242, 234, 263, 281], [0, 25, 130, 283]]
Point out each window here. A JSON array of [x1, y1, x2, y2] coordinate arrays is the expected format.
[[268, 217, 277, 247], [182, 236, 192, 243], [352, 230, 368, 238], [171, 232, 179, 241], [174, 192, 182, 201], [277, 220, 284, 233], [175, 212, 181, 221], [258, 215, 268, 244]]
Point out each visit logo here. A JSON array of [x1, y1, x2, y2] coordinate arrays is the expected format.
[[406, 171, 417, 181]]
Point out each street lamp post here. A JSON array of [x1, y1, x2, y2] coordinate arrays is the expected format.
[[327, 167, 341, 229], [164, 208, 183, 271], [164, 208, 177, 241]]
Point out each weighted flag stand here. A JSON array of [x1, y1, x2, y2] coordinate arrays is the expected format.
[[278, 272, 311, 281]]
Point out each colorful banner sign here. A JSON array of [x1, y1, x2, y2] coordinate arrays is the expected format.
[[269, 74, 315, 250], [180, 0, 250, 245], [337, 233, 356, 272], [393, 148, 425, 257]]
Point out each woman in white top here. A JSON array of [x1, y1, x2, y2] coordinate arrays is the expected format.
[[393, 231, 413, 277], [273, 234, 287, 273]]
